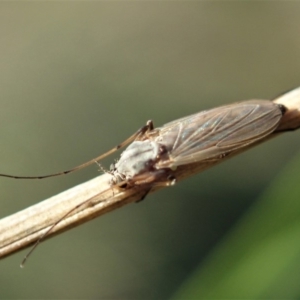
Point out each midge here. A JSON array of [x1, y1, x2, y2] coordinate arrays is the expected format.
[[0, 99, 287, 266]]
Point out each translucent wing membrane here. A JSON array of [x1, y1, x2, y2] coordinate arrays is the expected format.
[[157, 100, 283, 168]]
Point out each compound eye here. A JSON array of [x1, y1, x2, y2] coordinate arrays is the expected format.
[[110, 163, 116, 171]]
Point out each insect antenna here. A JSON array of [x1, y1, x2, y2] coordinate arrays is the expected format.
[[20, 187, 113, 268], [0, 121, 153, 180]]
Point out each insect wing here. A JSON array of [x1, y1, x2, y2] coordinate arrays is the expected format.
[[156, 100, 283, 168]]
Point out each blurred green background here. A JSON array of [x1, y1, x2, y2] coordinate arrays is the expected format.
[[1, 2, 300, 299]]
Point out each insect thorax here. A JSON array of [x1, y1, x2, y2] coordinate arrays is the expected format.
[[112, 140, 166, 183]]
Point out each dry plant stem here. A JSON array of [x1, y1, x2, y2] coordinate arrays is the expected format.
[[273, 87, 300, 131], [1, 87, 300, 260], [0, 174, 148, 259]]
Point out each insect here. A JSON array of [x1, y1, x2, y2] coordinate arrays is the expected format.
[[0, 99, 287, 266]]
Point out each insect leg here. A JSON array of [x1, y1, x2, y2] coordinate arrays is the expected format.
[[135, 187, 152, 203], [135, 176, 177, 203]]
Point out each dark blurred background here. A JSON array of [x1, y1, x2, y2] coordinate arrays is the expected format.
[[1, 2, 300, 299]]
